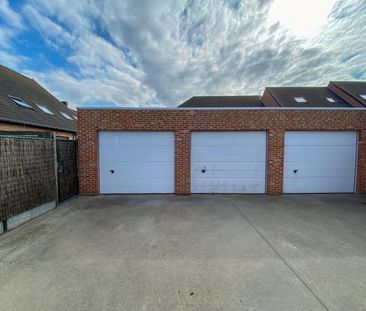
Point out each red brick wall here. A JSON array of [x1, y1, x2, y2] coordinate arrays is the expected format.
[[78, 109, 366, 195]]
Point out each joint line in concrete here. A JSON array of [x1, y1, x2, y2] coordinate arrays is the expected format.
[[229, 198, 330, 311]]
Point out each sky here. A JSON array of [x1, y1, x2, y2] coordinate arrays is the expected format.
[[0, 0, 365, 109]]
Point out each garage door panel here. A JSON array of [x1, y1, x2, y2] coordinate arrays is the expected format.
[[191, 178, 265, 193], [191, 146, 266, 162], [99, 132, 117, 146], [100, 178, 174, 194], [100, 145, 173, 162], [283, 177, 355, 193], [284, 161, 356, 178], [100, 132, 173, 146], [116, 132, 173, 146], [99, 132, 174, 193], [100, 162, 174, 178], [285, 145, 356, 162], [191, 162, 265, 178], [191, 132, 266, 193], [192, 132, 266, 146], [285, 131, 356, 146], [284, 131, 356, 193]]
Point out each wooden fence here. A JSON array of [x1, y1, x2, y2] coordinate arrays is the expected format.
[[0, 132, 78, 224]]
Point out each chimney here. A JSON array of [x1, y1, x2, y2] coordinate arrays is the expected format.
[[61, 101, 68, 107]]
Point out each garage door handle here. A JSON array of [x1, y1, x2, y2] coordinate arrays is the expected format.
[[201, 166, 206, 173], [110, 170, 115, 174], [293, 169, 298, 174]]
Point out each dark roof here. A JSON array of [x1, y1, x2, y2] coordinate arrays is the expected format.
[[0, 65, 76, 132], [178, 96, 264, 108], [331, 81, 366, 106], [267, 87, 351, 107]]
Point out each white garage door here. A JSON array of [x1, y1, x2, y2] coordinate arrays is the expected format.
[[99, 132, 174, 193], [284, 131, 357, 193], [191, 132, 267, 193]]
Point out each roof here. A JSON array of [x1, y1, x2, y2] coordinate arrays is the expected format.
[[266, 87, 351, 107], [331, 81, 366, 106], [178, 96, 264, 108], [0, 65, 77, 132]]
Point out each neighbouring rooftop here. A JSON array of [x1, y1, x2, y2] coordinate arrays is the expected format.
[[331, 81, 366, 106], [178, 81, 366, 108], [266, 87, 351, 107], [0, 65, 77, 132], [179, 95, 264, 108]]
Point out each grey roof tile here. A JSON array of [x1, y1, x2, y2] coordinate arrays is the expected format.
[[179, 96, 263, 107], [331, 81, 366, 106], [0, 65, 76, 132], [267, 87, 351, 107]]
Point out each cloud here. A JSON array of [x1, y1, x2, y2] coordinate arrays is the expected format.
[[0, 0, 28, 67], [0, 0, 25, 30], [0, 0, 365, 108], [22, 4, 75, 49], [0, 0, 25, 48], [268, 0, 336, 38], [0, 50, 27, 68]]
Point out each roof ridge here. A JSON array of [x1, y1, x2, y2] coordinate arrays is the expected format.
[[0, 64, 35, 83], [0, 64, 73, 113]]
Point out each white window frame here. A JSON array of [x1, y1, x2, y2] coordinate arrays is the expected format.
[[36, 104, 54, 115], [60, 111, 73, 120], [294, 97, 306, 103], [8, 95, 32, 109]]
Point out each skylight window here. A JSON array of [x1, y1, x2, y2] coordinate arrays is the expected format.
[[294, 97, 306, 103], [36, 104, 54, 115], [326, 97, 336, 103], [360, 94, 366, 100], [60, 111, 73, 120], [8, 95, 32, 109]]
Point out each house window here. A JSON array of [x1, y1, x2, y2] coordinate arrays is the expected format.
[[360, 94, 366, 100], [294, 97, 306, 103], [326, 97, 336, 102], [36, 104, 54, 115], [8, 95, 33, 109], [60, 111, 73, 120]]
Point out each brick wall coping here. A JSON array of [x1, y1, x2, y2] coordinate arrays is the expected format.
[[77, 107, 366, 111]]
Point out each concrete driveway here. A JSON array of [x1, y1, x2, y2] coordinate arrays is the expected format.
[[1, 195, 366, 311]]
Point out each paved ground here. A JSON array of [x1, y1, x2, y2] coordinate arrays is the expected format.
[[1, 195, 366, 311]]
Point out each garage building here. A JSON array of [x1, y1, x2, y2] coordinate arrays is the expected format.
[[78, 82, 366, 195]]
